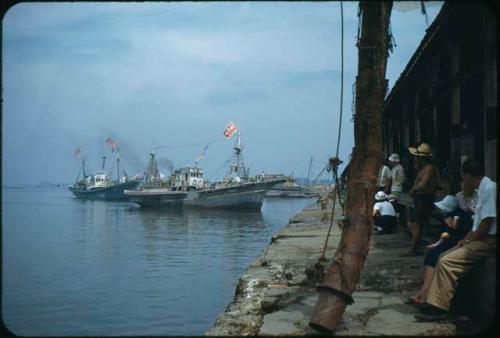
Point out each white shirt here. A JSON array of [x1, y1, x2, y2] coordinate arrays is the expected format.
[[374, 201, 396, 217], [390, 164, 405, 192], [377, 165, 391, 188], [472, 176, 496, 235]]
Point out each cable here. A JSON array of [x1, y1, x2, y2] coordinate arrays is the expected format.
[[335, 0, 344, 159], [317, 1, 346, 266]]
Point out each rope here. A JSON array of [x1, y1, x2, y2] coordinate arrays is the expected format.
[[321, 173, 339, 260], [317, 1, 346, 265], [335, 0, 344, 159]]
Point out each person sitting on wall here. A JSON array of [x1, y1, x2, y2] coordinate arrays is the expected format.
[[377, 159, 392, 193], [405, 143, 441, 256], [415, 159, 496, 322], [372, 191, 398, 234], [406, 183, 476, 305]]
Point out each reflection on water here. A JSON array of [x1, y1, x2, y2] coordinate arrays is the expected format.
[[2, 188, 312, 336]]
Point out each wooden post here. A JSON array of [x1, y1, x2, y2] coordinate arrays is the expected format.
[[309, 1, 393, 333]]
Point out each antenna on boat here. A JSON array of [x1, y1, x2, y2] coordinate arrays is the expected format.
[[101, 156, 106, 171]]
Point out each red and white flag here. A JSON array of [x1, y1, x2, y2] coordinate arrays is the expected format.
[[74, 148, 81, 157], [105, 137, 118, 152], [223, 122, 238, 139]]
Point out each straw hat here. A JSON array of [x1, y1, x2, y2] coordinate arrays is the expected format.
[[434, 195, 458, 213], [388, 153, 400, 162], [409, 143, 433, 157], [375, 191, 387, 201]]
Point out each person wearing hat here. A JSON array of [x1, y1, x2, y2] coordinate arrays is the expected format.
[[388, 153, 405, 198], [406, 143, 441, 256], [406, 187, 476, 306], [376, 159, 391, 193], [388, 153, 406, 226], [415, 159, 495, 322], [372, 191, 397, 234]]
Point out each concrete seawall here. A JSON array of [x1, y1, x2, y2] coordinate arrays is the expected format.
[[206, 201, 456, 336]]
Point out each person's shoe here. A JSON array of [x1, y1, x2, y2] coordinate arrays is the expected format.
[[414, 305, 449, 322], [415, 311, 449, 322], [404, 297, 425, 305], [414, 302, 433, 312]]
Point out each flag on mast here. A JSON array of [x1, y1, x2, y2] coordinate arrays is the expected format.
[[74, 148, 81, 158], [105, 137, 118, 152], [196, 143, 210, 161], [223, 122, 238, 139]]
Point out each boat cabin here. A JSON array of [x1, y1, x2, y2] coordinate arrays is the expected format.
[[172, 167, 204, 190], [86, 172, 110, 189]]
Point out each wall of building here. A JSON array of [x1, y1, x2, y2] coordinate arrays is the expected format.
[[382, 3, 497, 190]]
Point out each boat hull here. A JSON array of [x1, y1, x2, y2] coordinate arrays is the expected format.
[[124, 189, 186, 207], [69, 180, 140, 200], [126, 178, 286, 210]]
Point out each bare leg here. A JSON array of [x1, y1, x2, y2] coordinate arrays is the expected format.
[[421, 266, 435, 300], [412, 221, 422, 254], [411, 266, 435, 302]]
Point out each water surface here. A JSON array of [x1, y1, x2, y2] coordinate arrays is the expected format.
[[2, 187, 312, 336]]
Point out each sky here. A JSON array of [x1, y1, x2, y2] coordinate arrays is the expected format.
[[2, 1, 443, 186]]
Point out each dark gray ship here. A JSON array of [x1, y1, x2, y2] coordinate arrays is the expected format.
[[125, 132, 286, 210], [69, 155, 140, 200]]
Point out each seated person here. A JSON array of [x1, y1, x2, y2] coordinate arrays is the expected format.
[[407, 186, 476, 305], [372, 191, 397, 234], [415, 159, 495, 322]]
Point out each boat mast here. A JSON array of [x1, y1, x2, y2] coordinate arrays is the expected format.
[[233, 131, 248, 180], [116, 155, 120, 181], [82, 158, 87, 178], [305, 157, 313, 189], [101, 156, 106, 171], [145, 153, 161, 185]]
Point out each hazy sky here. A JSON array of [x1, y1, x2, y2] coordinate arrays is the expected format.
[[2, 1, 442, 186]]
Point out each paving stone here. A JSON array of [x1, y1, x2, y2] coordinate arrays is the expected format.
[[206, 203, 456, 336], [259, 310, 306, 336]]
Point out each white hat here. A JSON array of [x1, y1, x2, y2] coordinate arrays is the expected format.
[[434, 195, 458, 213], [375, 191, 387, 201], [388, 153, 400, 162]]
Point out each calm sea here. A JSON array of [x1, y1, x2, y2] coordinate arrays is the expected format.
[[2, 187, 312, 336]]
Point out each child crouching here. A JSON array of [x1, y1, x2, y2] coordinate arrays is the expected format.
[[373, 191, 398, 234]]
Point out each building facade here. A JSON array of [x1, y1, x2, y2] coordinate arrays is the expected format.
[[382, 2, 497, 191]]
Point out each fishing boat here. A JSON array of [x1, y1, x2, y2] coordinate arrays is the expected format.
[[124, 153, 186, 207], [69, 154, 140, 200], [125, 129, 286, 209]]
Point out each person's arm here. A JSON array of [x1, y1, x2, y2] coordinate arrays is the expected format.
[[385, 176, 392, 194], [456, 231, 473, 247], [444, 216, 456, 230], [468, 217, 494, 242], [373, 204, 380, 218]]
